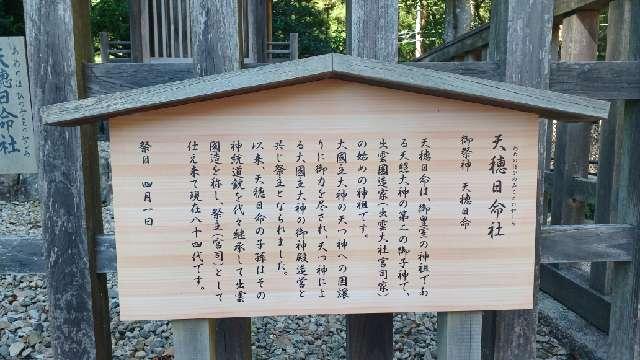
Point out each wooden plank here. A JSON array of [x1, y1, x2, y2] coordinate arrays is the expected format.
[[438, 312, 482, 360], [418, 24, 490, 62], [2, 223, 636, 274], [551, 11, 598, 226], [405, 61, 500, 80], [539, 224, 636, 263], [23, 0, 112, 358], [345, 0, 398, 62], [0, 37, 38, 174], [609, 2, 640, 357], [141, 0, 151, 61], [83, 59, 639, 101], [190, 0, 240, 76], [44, 54, 611, 126], [289, 32, 298, 60], [346, 314, 394, 360], [108, 79, 539, 320], [540, 264, 611, 332], [152, 0, 159, 57], [486, 0, 554, 358], [169, 0, 174, 58], [246, 0, 267, 63], [176, 0, 185, 57], [590, 0, 633, 296], [554, 0, 611, 21], [85, 62, 193, 96], [550, 61, 640, 99], [173, 319, 215, 359], [99, 32, 109, 63], [186, 0, 191, 58], [129, 0, 143, 62], [332, 54, 609, 122], [160, 0, 166, 57]]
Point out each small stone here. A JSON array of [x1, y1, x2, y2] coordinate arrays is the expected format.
[[134, 338, 145, 350], [22, 347, 33, 357], [134, 350, 147, 358], [151, 338, 165, 349], [0, 319, 10, 329], [28, 331, 42, 346], [9, 342, 25, 357]]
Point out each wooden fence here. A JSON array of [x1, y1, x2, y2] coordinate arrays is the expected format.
[[414, 0, 639, 340], [100, 0, 298, 64], [3, 0, 639, 359]]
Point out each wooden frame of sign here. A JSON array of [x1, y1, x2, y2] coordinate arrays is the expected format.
[[42, 54, 609, 320]]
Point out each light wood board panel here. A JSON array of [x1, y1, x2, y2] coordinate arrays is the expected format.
[[0, 37, 37, 174], [109, 79, 538, 320]]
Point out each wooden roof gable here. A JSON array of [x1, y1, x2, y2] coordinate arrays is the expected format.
[[42, 53, 609, 126]]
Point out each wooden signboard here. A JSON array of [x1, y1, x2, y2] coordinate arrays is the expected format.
[[0, 37, 37, 174], [110, 79, 538, 320]]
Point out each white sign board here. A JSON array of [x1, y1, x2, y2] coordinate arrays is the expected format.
[[0, 37, 37, 174]]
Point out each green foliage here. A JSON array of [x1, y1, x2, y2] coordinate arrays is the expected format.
[[91, 0, 130, 41], [272, 0, 345, 58], [0, 0, 24, 36], [398, 0, 491, 62], [398, 0, 445, 61]]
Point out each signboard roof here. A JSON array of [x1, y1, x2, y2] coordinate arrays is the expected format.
[[41, 53, 609, 126]]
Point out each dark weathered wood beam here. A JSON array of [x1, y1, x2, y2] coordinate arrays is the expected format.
[[4, 224, 636, 273], [590, 0, 632, 297], [23, 0, 112, 358], [550, 61, 640, 99], [540, 265, 611, 332], [86, 61, 640, 100], [609, 1, 640, 357], [551, 10, 599, 226], [554, 0, 612, 22], [540, 224, 637, 263], [405, 59, 499, 80], [417, 23, 490, 62], [85, 62, 193, 96]]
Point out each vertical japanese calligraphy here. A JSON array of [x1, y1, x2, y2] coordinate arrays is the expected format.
[[0, 37, 36, 174], [488, 134, 507, 240], [109, 79, 538, 320]]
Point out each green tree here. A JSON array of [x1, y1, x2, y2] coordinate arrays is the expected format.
[[0, 0, 24, 36], [272, 0, 345, 58], [91, 0, 130, 41]]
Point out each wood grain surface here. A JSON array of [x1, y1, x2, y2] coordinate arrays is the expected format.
[[109, 79, 538, 320]]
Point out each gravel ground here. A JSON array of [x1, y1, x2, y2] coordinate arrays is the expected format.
[[1, 201, 575, 359]]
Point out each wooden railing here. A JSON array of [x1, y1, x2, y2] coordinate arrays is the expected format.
[[266, 33, 299, 62]]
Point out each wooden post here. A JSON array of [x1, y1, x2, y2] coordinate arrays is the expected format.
[[345, 1, 397, 358], [444, 0, 473, 43], [129, 0, 144, 62], [484, 1, 554, 358], [100, 31, 109, 63], [438, 312, 482, 360], [345, 0, 398, 62], [141, 0, 151, 61], [609, 1, 640, 358], [172, 1, 249, 359], [438, 2, 482, 357], [550, 11, 598, 226], [24, 0, 112, 358], [289, 33, 299, 60], [246, 0, 267, 63], [591, 0, 632, 296], [190, 0, 241, 76]]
